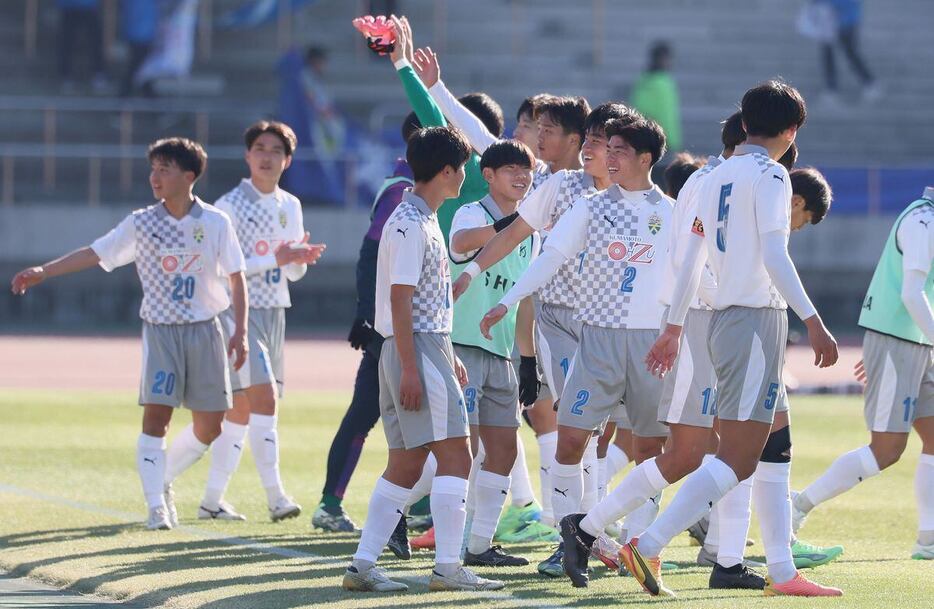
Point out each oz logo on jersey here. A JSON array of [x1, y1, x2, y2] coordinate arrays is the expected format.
[[161, 251, 203, 273], [254, 238, 289, 256], [607, 238, 655, 263]]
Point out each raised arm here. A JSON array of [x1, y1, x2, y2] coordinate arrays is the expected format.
[[389, 17, 446, 129]]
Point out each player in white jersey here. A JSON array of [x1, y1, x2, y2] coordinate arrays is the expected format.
[[623, 81, 842, 597], [197, 121, 325, 522], [11, 138, 248, 531], [342, 126, 503, 593]]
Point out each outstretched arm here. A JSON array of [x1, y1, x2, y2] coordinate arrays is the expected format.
[[11, 247, 101, 295]]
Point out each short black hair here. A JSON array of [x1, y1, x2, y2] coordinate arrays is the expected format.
[[401, 110, 422, 143], [605, 118, 667, 166], [536, 95, 591, 145], [244, 120, 298, 156], [721, 110, 746, 152], [741, 80, 807, 138], [459, 92, 505, 138], [480, 139, 536, 171], [664, 152, 704, 199], [516, 93, 554, 123], [584, 102, 638, 137], [305, 46, 327, 63], [406, 126, 471, 183], [791, 167, 832, 224], [148, 137, 207, 179], [648, 40, 672, 71], [777, 141, 798, 171]]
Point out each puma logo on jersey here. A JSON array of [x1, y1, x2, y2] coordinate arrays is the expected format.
[[233, 443, 242, 451], [264, 438, 276, 444], [920, 219, 931, 228], [501, 489, 508, 496], [772, 174, 784, 183], [554, 488, 569, 497], [583, 466, 591, 475], [151, 232, 163, 242], [247, 217, 259, 226], [143, 457, 157, 465], [604, 214, 617, 227], [396, 227, 409, 238]]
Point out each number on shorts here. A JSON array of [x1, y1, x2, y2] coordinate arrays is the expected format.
[[171, 276, 195, 301], [716, 183, 733, 252], [265, 268, 281, 284], [701, 387, 716, 415], [620, 266, 637, 293], [570, 390, 590, 416], [560, 357, 569, 377], [763, 382, 779, 410], [152, 370, 176, 395], [903, 396, 917, 422], [464, 387, 477, 413]]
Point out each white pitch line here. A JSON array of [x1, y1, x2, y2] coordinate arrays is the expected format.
[[0, 482, 569, 609]]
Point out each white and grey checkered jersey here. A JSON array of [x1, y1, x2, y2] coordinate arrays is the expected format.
[[518, 169, 600, 308], [695, 144, 791, 311], [91, 199, 246, 325], [659, 155, 721, 311], [531, 159, 553, 191], [214, 179, 307, 309], [547, 184, 673, 329], [375, 191, 453, 338]]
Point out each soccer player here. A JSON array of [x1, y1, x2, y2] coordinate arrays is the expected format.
[[481, 117, 674, 586], [196, 121, 324, 522], [624, 80, 841, 597], [341, 126, 503, 593], [11, 138, 248, 530], [448, 139, 539, 567], [513, 93, 553, 153], [792, 185, 934, 561], [663, 152, 704, 199]]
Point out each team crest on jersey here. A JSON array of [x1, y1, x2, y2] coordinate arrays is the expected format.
[[648, 213, 662, 235], [192, 224, 204, 243], [278, 210, 288, 229], [160, 249, 203, 273]]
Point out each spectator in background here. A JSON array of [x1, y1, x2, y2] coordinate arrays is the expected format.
[[57, 0, 108, 94], [816, 0, 881, 103], [120, 0, 158, 96], [631, 41, 682, 153], [300, 46, 347, 198]]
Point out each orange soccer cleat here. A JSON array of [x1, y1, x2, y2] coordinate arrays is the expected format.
[[764, 572, 843, 597], [410, 525, 436, 550]]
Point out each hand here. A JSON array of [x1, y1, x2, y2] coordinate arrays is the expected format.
[[518, 356, 540, 407], [11, 266, 46, 295], [452, 273, 472, 301], [274, 234, 325, 267], [347, 317, 376, 350], [804, 316, 838, 368], [228, 331, 249, 371], [853, 359, 867, 385], [454, 356, 468, 389], [412, 46, 440, 88], [399, 366, 423, 410], [480, 304, 508, 339], [645, 325, 682, 378]]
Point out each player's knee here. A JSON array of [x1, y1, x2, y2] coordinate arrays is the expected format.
[[759, 426, 792, 464], [631, 437, 665, 464], [869, 442, 905, 470], [555, 435, 587, 463]]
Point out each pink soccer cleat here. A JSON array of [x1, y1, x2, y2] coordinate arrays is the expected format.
[[351, 15, 396, 56], [764, 572, 843, 597]]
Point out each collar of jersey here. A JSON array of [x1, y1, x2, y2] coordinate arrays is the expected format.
[[611, 183, 662, 205], [923, 186, 934, 201], [402, 190, 433, 216], [733, 144, 769, 157], [155, 198, 204, 220], [240, 178, 282, 203]]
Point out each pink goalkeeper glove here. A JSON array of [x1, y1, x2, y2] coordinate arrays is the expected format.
[[352, 15, 396, 56]]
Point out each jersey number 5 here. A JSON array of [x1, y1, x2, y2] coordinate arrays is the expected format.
[[716, 183, 733, 252]]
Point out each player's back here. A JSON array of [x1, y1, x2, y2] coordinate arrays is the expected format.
[[696, 146, 790, 311]]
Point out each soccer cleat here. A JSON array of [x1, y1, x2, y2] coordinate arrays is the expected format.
[[163, 486, 179, 528], [792, 539, 844, 569], [198, 501, 247, 521], [269, 496, 302, 522], [686, 517, 708, 546], [790, 490, 808, 534], [763, 573, 843, 597], [406, 513, 432, 532], [537, 543, 564, 578], [617, 539, 676, 597], [342, 565, 408, 592], [312, 503, 360, 533], [387, 514, 411, 560], [411, 526, 435, 550], [911, 542, 934, 560], [709, 563, 766, 590], [696, 546, 765, 569], [464, 545, 529, 567], [428, 566, 505, 591], [497, 520, 559, 543], [146, 506, 172, 530], [591, 534, 623, 571], [494, 501, 542, 540], [560, 514, 593, 587]]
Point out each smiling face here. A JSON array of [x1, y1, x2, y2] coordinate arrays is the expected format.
[[485, 163, 532, 203], [245, 132, 292, 186], [581, 128, 610, 179], [605, 135, 649, 187], [149, 158, 193, 201]]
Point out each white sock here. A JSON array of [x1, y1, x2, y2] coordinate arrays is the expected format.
[[716, 475, 753, 568], [754, 461, 796, 584], [510, 434, 536, 507], [699, 455, 719, 554], [580, 436, 599, 511], [551, 461, 583, 525], [536, 431, 558, 525], [468, 470, 510, 554], [248, 413, 286, 507], [581, 457, 668, 539], [202, 420, 248, 510], [638, 458, 738, 558], [352, 477, 411, 566], [916, 454, 934, 545], [597, 457, 608, 501], [465, 442, 484, 514], [164, 423, 209, 486], [797, 445, 879, 514], [606, 443, 629, 479], [137, 433, 167, 509], [431, 475, 469, 573], [406, 452, 437, 509], [622, 494, 662, 543]]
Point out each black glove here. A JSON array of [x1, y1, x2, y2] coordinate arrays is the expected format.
[[518, 355, 541, 407], [493, 211, 520, 233], [348, 317, 377, 350]]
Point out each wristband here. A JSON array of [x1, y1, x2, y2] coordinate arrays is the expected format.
[[463, 261, 481, 279], [393, 57, 411, 71]]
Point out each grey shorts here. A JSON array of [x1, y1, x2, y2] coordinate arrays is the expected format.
[[221, 306, 285, 395], [658, 308, 718, 428], [534, 300, 581, 402], [558, 324, 668, 438], [139, 318, 232, 412], [379, 333, 469, 450], [455, 345, 520, 428], [612, 402, 632, 429], [862, 330, 934, 433], [709, 306, 788, 425]]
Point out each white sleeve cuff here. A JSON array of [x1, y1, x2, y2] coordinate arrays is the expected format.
[[462, 261, 481, 279], [393, 58, 411, 71]]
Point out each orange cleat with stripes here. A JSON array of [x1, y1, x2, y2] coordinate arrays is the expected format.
[[764, 573, 843, 597], [617, 538, 676, 598]]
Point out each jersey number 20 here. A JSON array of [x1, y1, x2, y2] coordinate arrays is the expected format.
[[171, 276, 195, 301]]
